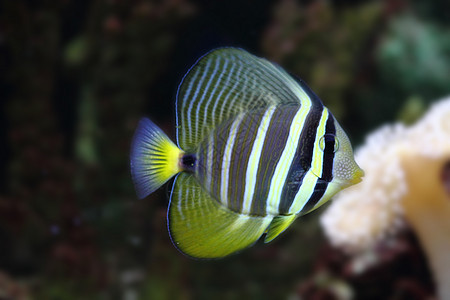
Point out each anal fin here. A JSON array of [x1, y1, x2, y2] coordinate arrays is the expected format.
[[264, 214, 297, 243], [168, 173, 273, 259]]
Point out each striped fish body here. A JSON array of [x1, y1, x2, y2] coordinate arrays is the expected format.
[[130, 48, 364, 258], [195, 104, 336, 217]]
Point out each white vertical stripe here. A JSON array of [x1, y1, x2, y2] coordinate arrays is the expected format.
[[200, 60, 230, 138], [312, 181, 340, 211], [194, 58, 222, 141], [288, 171, 318, 214], [220, 114, 244, 207], [241, 107, 276, 214], [266, 104, 311, 215], [186, 59, 214, 143], [219, 67, 248, 118], [180, 70, 202, 146], [216, 63, 244, 121], [289, 108, 329, 214], [209, 62, 236, 123], [311, 108, 329, 178]]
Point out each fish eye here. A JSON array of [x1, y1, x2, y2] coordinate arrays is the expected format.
[[319, 134, 339, 153]]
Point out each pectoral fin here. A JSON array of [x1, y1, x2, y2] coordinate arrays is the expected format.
[[264, 214, 297, 243]]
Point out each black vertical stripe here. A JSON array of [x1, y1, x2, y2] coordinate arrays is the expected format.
[[298, 180, 328, 215], [228, 111, 265, 213], [250, 106, 299, 216], [298, 113, 336, 214], [320, 114, 336, 182], [278, 105, 324, 214]]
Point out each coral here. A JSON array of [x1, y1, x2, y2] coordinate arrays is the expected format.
[[321, 124, 407, 252], [321, 96, 450, 299], [321, 97, 450, 251]]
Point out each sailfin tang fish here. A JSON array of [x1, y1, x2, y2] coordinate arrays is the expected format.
[[130, 48, 364, 259]]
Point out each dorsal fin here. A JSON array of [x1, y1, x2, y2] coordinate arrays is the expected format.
[[176, 48, 322, 150], [168, 173, 273, 259]]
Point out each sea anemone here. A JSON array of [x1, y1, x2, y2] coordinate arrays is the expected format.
[[320, 96, 450, 299]]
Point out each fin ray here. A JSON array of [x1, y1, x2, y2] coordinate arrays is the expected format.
[[176, 48, 322, 150], [130, 118, 182, 199], [168, 173, 273, 258], [264, 214, 297, 243]]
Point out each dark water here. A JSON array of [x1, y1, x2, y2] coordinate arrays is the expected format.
[[1, 0, 448, 298]]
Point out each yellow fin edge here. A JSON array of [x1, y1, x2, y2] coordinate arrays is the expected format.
[[264, 214, 297, 243], [130, 118, 183, 199]]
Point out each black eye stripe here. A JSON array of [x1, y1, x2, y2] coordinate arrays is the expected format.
[[319, 134, 338, 153], [324, 146, 333, 156], [319, 113, 336, 184], [324, 134, 335, 153], [324, 134, 335, 143]]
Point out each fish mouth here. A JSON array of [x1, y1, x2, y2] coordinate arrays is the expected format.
[[330, 168, 364, 188], [350, 176, 363, 185], [348, 167, 365, 185]]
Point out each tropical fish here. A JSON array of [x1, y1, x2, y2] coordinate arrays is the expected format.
[[130, 48, 364, 259]]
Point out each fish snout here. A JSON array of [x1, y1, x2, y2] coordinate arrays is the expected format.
[[350, 166, 365, 185]]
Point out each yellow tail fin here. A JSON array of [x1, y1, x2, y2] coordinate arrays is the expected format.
[[130, 118, 183, 199]]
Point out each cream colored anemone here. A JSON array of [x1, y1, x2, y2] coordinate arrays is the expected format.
[[320, 97, 450, 300]]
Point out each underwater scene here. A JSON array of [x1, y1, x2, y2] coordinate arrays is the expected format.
[[1, 0, 450, 299]]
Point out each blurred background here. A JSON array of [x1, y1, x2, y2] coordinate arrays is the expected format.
[[1, 0, 450, 299]]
